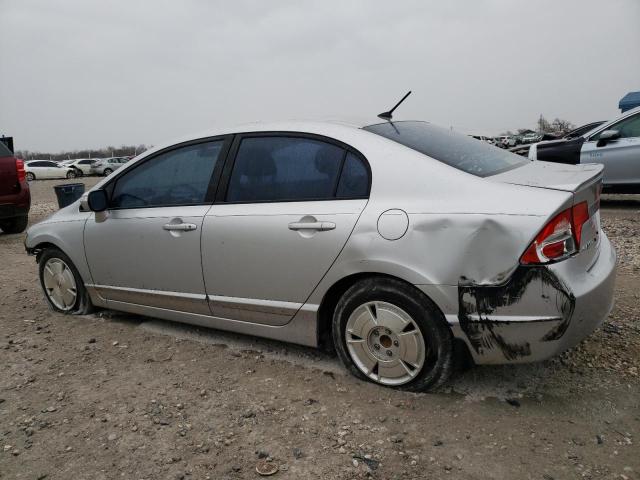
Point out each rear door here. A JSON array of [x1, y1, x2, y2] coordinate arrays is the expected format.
[[47, 162, 66, 178], [202, 134, 370, 325], [29, 161, 54, 179], [83, 137, 230, 313], [581, 111, 640, 186]]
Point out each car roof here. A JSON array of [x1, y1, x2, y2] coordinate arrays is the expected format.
[[141, 119, 387, 158]]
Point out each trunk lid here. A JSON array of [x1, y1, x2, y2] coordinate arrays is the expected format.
[[491, 160, 604, 267], [489, 160, 603, 193]]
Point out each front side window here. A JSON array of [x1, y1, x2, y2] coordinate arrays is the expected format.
[[110, 140, 224, 209], [226, 136, 346, 202], [591, 113, 640, 140], [364, 121, 526, 177]]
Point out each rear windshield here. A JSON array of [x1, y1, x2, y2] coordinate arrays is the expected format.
[[0, 141, 13, 157], [363, 121, 526, 177]]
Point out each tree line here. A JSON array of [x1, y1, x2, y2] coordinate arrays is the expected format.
[[500, 115, 575, 137], [15, 144, 149, 161]]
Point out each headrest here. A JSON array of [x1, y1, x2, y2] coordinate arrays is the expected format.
[[314, 144, 341, 176], [241, 145, 276, 178]]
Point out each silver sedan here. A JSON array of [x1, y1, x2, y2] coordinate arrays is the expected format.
[[25, 120, 616, 391]]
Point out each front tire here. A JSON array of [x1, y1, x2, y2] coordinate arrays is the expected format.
[[332, 277, 453, 391], [0, 215, 28, 234], [66, 170, 76, 179], [38, 248, 94, 315]]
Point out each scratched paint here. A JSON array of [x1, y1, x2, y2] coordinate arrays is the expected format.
[[457, 266, 576, 361]]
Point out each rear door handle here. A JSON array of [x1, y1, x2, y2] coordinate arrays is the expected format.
[[163, 223, 197, 231], [288, 221, 336, 231]]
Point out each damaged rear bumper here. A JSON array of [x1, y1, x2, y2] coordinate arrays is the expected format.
[[419, 233, 617, 364]]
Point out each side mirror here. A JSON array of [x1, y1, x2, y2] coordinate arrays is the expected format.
[[596, 129, 620, 147], [87, 190, 109, 212]]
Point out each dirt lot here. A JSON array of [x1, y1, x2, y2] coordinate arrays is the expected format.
[[1, 178, 639, 479]]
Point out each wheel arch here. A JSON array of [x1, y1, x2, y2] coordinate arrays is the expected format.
[[316, 272, 442, 347], [26, 224, 93, 286], [29, 241, 62, 263], [316, 272, 473, 366]]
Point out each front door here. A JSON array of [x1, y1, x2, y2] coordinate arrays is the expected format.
[[84, 138, 228, 313], [201, 134, 370, 325], [581, 112, 640, 186]]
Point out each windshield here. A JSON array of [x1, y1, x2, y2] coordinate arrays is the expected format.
[[363, 121, 526, 177]]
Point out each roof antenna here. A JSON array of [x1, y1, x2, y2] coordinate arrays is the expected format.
[[377, 91, 411, 120]]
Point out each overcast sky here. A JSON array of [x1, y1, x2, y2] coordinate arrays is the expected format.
[[1, 0, 639, 152]]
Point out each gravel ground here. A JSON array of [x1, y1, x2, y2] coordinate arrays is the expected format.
[[1, 178, 638, 479]]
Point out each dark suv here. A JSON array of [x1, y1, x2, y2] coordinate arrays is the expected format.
[[0, 139, 30, 233]]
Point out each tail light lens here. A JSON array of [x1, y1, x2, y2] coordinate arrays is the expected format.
[[520, 201, 590, 265], [15, 158, 26, 182]]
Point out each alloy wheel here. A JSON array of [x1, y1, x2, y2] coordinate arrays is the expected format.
[[345, 301, 426, 386]]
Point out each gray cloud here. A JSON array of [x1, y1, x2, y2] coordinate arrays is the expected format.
[[1, 0, 639, 151]]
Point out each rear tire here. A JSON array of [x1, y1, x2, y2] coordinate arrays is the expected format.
[[38, 248, 94, 315], [26, 172, 35, 182], [332, 277, 454, 391], [66, 170, 76, 179], [0, 215, 28, 234]]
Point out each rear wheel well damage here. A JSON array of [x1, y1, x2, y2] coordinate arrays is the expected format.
[[316, 272, 471, 363]]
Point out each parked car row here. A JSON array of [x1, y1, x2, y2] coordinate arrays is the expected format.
[[471, 133, 545, 148], [23, 157, 131, 181]]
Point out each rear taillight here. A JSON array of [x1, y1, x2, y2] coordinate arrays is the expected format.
[[520, 201, 590, 265], [15, 158, 26, 182]]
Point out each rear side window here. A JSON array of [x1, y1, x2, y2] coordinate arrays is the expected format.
[[0, 141, 12, 157], [110, 140, 224, 208], [226, 137, 348, 202], [364, 121, 526, 177], [336, 153, 368, 198]]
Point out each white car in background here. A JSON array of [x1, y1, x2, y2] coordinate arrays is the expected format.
[[62, 158, 96, 176], [90, 157, 130, 176], [24, 160, 77, 181]]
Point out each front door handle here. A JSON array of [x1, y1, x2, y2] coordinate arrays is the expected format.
[[163, 223, 197, 232], [288, 221, 336, 231]]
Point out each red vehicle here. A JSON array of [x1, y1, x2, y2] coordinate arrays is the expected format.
[[0, 139, 30, 233]]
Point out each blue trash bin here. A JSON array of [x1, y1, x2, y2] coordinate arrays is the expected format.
[[53, 183, 85, 209]]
